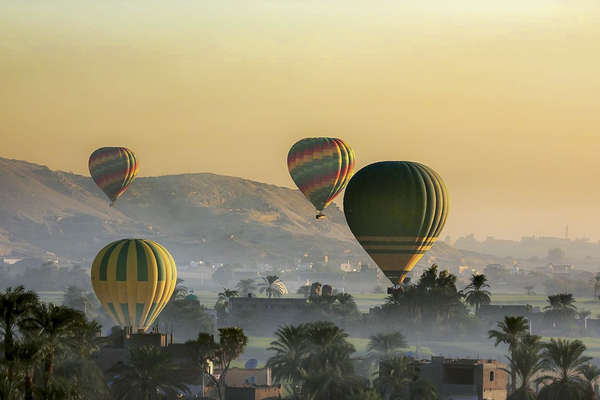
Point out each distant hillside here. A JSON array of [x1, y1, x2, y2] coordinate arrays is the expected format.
[[0, 157, 504, 272]]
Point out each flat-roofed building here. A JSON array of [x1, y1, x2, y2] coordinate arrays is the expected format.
[[418, 357, 507, 400]]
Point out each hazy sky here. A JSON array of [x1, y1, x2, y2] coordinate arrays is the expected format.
[[2, 1, 600, 241]]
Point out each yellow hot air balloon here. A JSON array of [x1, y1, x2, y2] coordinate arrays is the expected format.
[[91, 239, 177, 332]]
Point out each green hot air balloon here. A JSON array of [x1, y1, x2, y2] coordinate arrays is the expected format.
[[343, 161, 448, 285]]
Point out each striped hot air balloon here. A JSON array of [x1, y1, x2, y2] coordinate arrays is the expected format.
[[343, 161, 449, 285], [287, 137, 355, 219], [91, 239, 177, 332], [89, 147, 138, 205]]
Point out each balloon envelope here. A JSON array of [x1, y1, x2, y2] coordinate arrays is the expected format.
[[287, 138, 355, 217], [89, 147, 138, 205], [343, 161, 448, 285], [91, 239, 177, 331]]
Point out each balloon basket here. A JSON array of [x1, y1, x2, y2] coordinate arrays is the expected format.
[[315, 213, 326, 220]]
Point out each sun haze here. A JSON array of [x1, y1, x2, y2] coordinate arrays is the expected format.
[[1, 0, 600, 240]]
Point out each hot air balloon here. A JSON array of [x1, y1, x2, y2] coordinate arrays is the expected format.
[[89, 147, 138, 205], [287, 138, 355, 219], [343, 161, 448, 286], [91, 239, 177, 332]]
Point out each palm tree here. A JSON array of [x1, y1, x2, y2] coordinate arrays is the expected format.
[[0, 361, 23, 400], [537, 338, 590, 400], [367, 332, 407, 360], [303, 322, 356, 399], [259, 275, 288, 298], [53, 358, 111, 400], [109, 345, 189, 400], [374, 355, 418, 400], [0, 286, 39, 384], [463, 274, 491, 315], [14, 339, 45, 400], [301, 369, 363, 400], [216, 288, 238, 315], [217, 288, 239, 302], [408, 379, 439, 400], [24, 303, 87, 395], [267, 321, 357, 400], [506, 335, 544, 400], [579, 363, 600, 400], [186, 327, 248, 400], [333, 293, 359, 317], [267, 324, 309, 396], [236, 279, 257, 297], [544, 294, 577, 329], [489, 316, 530, 351], [489, 315, 530, 393], [579, 310, 592, 321]]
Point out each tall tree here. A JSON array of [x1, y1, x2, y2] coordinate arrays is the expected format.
[[579, 364, 600, 400], [384, 265, 467, 328], [266, 321, 359, 400], [215, 288, 239, 317], [537, 338, 590, 400], [259, 275, 288, 298], [367, 332, 407, 360], [187, 327, 248, 400], [109, 345, 189, 400], [267, 324, 309, 397], [14, 339, 44, 400], [0, 286, 39, 386], [544, 293, 577, 328], [301, 321, 357, 400], [24, 303, 87, 397], [506, 335, 544, 400], [374, 355, 423, 400], [489, 315, 530, 394], [463, 274, 491, 315]]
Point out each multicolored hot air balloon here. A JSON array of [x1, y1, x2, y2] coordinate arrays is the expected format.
[[91, 239, 177, 332], [287, 137, 355, 219], [343, 161, 448, 285], [89, 147, 138, 205]]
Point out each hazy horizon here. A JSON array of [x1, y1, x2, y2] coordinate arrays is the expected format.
[[2, 1, 600, 241]]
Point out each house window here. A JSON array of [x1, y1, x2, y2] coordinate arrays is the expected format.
[[490, 371, 494, 382]]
